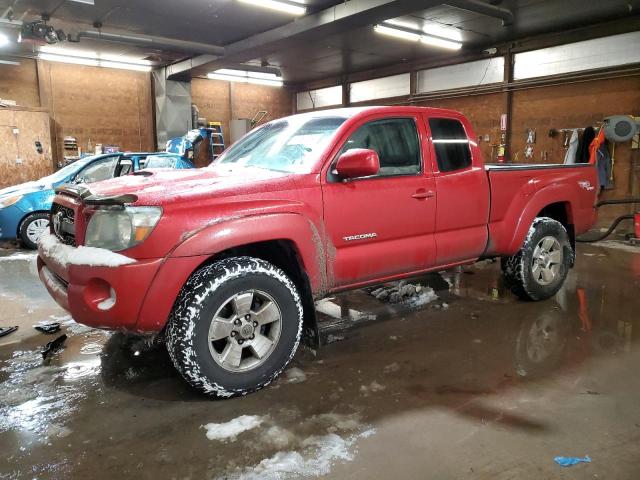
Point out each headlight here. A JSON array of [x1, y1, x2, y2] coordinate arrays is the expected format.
[[0, 195, 23, 209], [84, 206, 162, 251]]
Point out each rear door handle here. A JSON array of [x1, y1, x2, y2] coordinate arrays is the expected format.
[[412, 190, 435, 199]]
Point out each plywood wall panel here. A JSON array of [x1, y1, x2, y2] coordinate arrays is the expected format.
[[0, 110, 53, 188], [191, 78, 294, 147], [43, 63, 155, 159], [0, 59, 40, 108], [191, 78, 231, 143]]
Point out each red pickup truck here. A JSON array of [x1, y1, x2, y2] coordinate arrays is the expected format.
[[37, 106, 598, 397]]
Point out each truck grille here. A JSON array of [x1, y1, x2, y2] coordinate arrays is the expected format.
[[51, 203, 76, 246]]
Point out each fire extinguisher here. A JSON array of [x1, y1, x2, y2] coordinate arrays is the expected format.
[[497, 143, 506, 163], [497, 113, 508, 163]]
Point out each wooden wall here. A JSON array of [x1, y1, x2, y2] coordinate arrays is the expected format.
[[37, 61, 155, 161], [0, 60, 40, 108], [192, 78, 294, 144], [0, 110, 53, 188], [406, 75, 640, 226], [0, 58, 154, 187]]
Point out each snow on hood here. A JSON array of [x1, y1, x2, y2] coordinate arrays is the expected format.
[[85, 166, 293, 205], [0, 180, 51, 198]]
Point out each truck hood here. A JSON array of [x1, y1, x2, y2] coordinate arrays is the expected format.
[[85, 166, 295, 205]]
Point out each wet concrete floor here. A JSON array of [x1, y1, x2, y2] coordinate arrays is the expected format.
[[1, 241, 639, 479]]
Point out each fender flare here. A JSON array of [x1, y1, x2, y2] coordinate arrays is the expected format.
[[170, 212, 328, 295], [506, 184, 575, 253]]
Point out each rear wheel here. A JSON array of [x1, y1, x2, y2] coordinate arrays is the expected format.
[[166, 257, 303, 397], [502, 217, 573, 301], [19, 212, 50, 249]]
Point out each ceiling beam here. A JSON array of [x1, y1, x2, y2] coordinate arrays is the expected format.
[[170, 0, 512, 80]]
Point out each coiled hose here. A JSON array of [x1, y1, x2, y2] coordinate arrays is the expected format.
[[576, 214, 634, 242], [576, 197, 640, 243]]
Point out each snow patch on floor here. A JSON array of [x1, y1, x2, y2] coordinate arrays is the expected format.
[[217, 412, 373, 480], [0, 252, 37, 262], [227, 429, 375, 480], [407, 288, 438, 308], [203, 415, 265, 442], [360, 381, 386, 395], [284, 367, 307, 383]]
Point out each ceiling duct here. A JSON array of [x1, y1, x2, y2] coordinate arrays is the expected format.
[[68, 30, 224, 56]]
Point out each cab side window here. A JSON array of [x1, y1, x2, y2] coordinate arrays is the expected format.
[[429, 118, 472, 173], [340, 118, 421, 177]]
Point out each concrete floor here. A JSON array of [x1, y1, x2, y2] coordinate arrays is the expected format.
[[1, 241, 640, 479]]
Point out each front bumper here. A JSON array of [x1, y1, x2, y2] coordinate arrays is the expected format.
[[37, 234, 164, 331], [0, 205, 24, 240]]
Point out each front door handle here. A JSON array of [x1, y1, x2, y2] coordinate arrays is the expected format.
[[412, 190, 435, 199]]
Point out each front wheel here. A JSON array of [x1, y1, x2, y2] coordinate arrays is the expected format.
[[166, 257, 303, 397], [19, 212, 50, 249], [502, 217, 573, 301]]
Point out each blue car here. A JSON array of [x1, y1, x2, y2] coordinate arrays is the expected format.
[[0, 152, 193, 249]]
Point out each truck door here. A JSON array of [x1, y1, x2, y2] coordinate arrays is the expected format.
[[425, 115, 490, 265], [322, 115, 437, 287]]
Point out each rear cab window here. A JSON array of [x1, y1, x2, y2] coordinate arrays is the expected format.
[[428, 118, 472, 173]]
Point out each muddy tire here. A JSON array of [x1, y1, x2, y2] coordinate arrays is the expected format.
[[166, 257, 303, 398], [19, 212, 50, 249], [502, 217, 573, 301]]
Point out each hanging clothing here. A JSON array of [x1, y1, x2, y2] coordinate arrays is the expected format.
[[596, 142, 613, 189], [576, 126, 595, 163], [589, 127, 606, 164], [563, 129, 579, 164]]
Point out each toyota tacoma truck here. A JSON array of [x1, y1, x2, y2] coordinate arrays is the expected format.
[[37, 106, 598, 397]]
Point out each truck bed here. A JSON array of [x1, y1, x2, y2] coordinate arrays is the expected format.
[[484, 162, 598, 256]]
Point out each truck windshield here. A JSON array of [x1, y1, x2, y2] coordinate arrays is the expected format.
[[216, 116, 347, 173]]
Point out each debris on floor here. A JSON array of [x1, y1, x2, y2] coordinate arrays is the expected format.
[[0, 326, 18, 338], [34, 322, 61, 334], [41, 334, 68, 360], [368, 281, 439, 306], [554, 455, 591, 467]]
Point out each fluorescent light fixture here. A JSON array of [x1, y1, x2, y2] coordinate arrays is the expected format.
[[374, 24, 421, 42], [39, 45, 152, 66], [423, 23, 462, 42], [374, 23, 463, 51], [208, 68, 283, 87], [39, 46, 152, 71], [0, 33, 9, 47], [420, 35, 462, 51], [39, 53, 99, 67], [39, 53, 151, 71], [238, 0, 306, 15]]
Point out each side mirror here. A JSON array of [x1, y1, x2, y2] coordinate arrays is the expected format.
[[335, 148, 380, 180]]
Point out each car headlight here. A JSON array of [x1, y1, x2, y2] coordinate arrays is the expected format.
[[84, 206, 162, 251], [0, 195, 23, 209]]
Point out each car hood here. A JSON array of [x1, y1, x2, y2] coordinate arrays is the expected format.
[[84, 165, 297, 205], [0, 180, 53, 198]]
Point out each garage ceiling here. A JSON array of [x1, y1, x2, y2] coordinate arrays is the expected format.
[[1, 0, 639, 84]]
